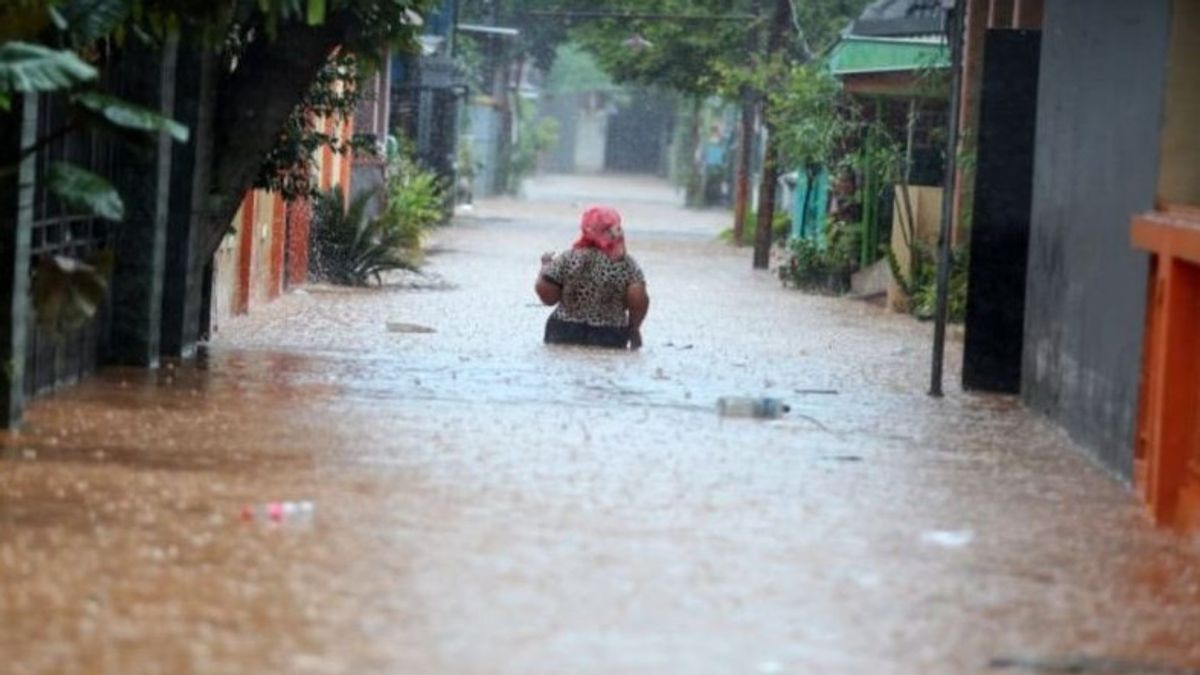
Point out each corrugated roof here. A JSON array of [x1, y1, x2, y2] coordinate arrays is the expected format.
[[850, 0, 947, 37], [828, 36, 949, 76]]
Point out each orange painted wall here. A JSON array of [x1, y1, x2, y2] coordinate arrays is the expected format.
[[235, 192, 255, 315], [340, 117, 354, 202], [269, 193, 287, 299], [210, 104, 355, 330], [286, 199, 312, 289]]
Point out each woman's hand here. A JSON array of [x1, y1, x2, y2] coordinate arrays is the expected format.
[[625, 283, 649, 351]]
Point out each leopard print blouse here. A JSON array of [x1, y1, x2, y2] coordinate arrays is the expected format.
[[541, 249, 646, 327]]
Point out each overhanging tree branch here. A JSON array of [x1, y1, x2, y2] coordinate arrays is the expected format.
[[204, 13, 356, 257]]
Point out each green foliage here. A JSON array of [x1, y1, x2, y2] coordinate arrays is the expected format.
[[46, 162, 124, 220], [224, 0, 434, 50], [0, 41, 97, 108], [306, 0, 328, 26], [255, 51, 368, 200], [309, 187, 417, 286], [719, 210, 789, 246], [72, 91, 189, 141], [779, 215, 860, 295], [769, 64, 855, 171], [720, 58, 856, 173], [1, 0, 437, 332], [509, 99, 559, 194], [544, 43, 617, 95], [380, 145, 444, 256], [779, 235, 852, 294], [32, 249, 115, 334], [50, 0, 132, 47], [909, 246, 969, 323], [886, 243, 969, 324], [458, 0, 582, 71], [571, 0, 755, 98], [885, 242, 929, 299]]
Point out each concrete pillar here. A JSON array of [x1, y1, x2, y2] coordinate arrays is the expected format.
[[161, 42, 216, 358], [0, 96, 37, 426], [108, 36, 178, 366]]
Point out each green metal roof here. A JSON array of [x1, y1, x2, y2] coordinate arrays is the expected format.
[[828, 36, 949, 76]]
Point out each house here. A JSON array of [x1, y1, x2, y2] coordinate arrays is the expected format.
[[208, 111, 355, 331], [808, 0, 950, 301], [951, 0, 1200, 529], [539, 45, 623, 176]]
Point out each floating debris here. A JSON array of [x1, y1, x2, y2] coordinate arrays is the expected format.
[[921, 529, 975, 548], [386, 322, 436, 334], [716, 397, 790, 419]]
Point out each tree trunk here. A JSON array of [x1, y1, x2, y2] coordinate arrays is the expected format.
[[202, 16, 353, 258], [506, 55, 528, 194], [752, 0, 793, 269], [493, 53, 515, 195], [732, 90, 755, 246], [753, 126, 780, 269], [684, 96, 703, 207]]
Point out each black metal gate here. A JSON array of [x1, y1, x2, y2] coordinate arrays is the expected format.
[[24, 94, 114, 397]]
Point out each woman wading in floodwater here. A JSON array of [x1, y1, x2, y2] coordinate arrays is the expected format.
[[535, 206, 650, 350]]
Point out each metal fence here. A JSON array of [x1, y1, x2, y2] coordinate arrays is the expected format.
[[24, 93, 114, 397]]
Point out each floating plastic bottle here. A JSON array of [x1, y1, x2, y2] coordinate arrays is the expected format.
[[716, 396, 790, 419], [241, 501, 315, 523]]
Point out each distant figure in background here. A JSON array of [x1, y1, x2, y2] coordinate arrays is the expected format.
[[702, 124, 729, 206], [535, 206, 650, 350]]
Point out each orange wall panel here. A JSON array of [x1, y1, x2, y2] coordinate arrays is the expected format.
[[235, 192, 255, 315], [340, 117, 354, 203], [286, 199, 312, 289], [269, 193, 286, 299]]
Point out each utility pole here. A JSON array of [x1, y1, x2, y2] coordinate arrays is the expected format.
[[752, 0, 791, 269], [489, 0, 514, 196], [732, 90, 755, 246], [930, 0, 965, 397]]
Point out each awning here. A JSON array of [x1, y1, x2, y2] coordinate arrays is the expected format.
[[828, 36, 949, 76]]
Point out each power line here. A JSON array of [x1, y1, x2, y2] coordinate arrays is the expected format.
[[521, 10, 761, 23]]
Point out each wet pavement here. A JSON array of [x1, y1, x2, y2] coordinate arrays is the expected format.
[[3, 173, 1200, 674]]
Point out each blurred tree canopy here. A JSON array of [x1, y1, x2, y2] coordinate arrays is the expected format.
[[455, 0, 872, 98]]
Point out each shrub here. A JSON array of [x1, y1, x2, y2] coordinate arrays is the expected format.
[[779, 236, 853, 294], [309, 188, 415, 286], [719, 210, 791, 246], [910, 246, 969, 323], [509, 100, 559, 194], [778, 218, 860, 294], [379, 149, 445, 256]]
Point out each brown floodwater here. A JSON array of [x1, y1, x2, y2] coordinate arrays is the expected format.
[[2, 174, 1199, 674]]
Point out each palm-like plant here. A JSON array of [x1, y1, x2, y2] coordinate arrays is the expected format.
[[309, 187, 415, 286]]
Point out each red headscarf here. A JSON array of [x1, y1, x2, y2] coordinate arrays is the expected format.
[[573, 206, 626, 260]]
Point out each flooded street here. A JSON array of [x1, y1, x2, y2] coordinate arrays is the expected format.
[[3, 173, 1200, 674]]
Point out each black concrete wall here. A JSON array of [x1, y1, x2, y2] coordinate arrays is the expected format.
[[964, 29, 1041, 394], [1022, 0, 1173, 477]]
